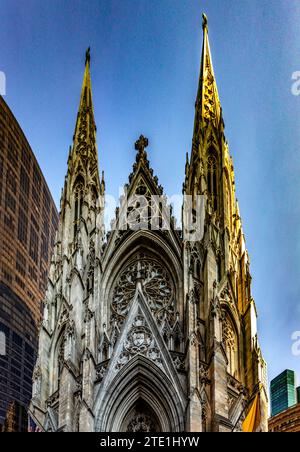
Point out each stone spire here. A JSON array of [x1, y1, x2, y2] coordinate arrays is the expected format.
[[70, 47, 101, 189], [193, 13, 222, 136], [185, 13, 225, 198], [58, 48, 104, 258]]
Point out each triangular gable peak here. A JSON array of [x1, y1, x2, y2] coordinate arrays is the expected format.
[[104, 135, 182, 253]]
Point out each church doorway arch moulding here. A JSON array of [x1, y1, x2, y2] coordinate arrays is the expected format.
[[94, 355, 185, 432]]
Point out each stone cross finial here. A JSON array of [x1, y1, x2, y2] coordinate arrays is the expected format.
[[135, 135, 149, 154]]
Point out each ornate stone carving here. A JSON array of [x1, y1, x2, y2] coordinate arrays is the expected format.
[[112, 256, 175, 326], [84, 307, 94, 323], [199, 364, 210, 386], [95, 361, 109, 383], [117, 315, 162, 370], [57, 306, 70, 329], [227, 373, 241, 392], [189, 332, 198, 347], [201, 397, 208, 423], [46, 390, 59, 408], [223, 318, 236, 350], [188, 282, 201, 305], [135, 135, 149, 155], [87, 239, 96, 292], [220, 285, 233, 306], [127, 414, 155, 433], [173, 355, 185, 372], [74, 378, 82, 398], [66, 319, 75, 337], [223, 318, 239, 378], [32, 365, 42, 398]]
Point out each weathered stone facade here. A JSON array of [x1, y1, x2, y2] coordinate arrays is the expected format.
[[30, 19, 268, 432]]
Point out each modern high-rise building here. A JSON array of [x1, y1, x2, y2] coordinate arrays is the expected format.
[[31, 16, 268, 432], [0, 95, 58, 431], [270, 370, 297, 417]]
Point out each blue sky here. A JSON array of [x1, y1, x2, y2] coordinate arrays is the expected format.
[[1, 0, 300, 386]]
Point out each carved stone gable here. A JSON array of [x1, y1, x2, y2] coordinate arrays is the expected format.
[[95, 287, 185, 411], [117, 313, 162, 370]]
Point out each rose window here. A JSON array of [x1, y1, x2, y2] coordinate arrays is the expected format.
[[112, 256, 175, 325]]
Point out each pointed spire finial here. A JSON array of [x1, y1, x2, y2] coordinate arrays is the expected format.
[[193, 14, 221, 126], [85, 47, 91, 65], [202, 13, 208, 31]]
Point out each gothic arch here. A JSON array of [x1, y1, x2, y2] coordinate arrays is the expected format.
[[103, 230, 181, 284], [94, 355, 185, 432], [49, 325, 66, 394], [102, 231, 183, 323], [220, 296, 241, 337], [222, 313, 239, 379], [72, 174, 85, 190], [73, 175, 85, 236]]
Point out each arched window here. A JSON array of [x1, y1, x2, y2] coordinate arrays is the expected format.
[[74, 178, 84, 236], [207, 154, 218, 211], [223, 317, 239, 378]]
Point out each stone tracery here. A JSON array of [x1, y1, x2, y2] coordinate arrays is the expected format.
[[126, 413, 157, 433], [223, 316, 239, 378], [111, 254, 175, 327]]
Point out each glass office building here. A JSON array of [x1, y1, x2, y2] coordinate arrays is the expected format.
[[0, 96, 58, 431], [270, 370, 297, 417], [0, 283, 37, 431]]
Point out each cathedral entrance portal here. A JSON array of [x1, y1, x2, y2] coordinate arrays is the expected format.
[[94, 354, 185, 432]]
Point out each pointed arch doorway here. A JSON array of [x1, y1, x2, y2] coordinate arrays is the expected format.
[[94, 289, 186, 433], [94, 355, 185, 432]]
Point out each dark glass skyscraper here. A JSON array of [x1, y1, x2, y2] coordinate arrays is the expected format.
[[0, 96, 58, 431], [270, 370, 297, 417]]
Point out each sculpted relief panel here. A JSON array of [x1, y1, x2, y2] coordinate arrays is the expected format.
[[116, 315, 162, 370]]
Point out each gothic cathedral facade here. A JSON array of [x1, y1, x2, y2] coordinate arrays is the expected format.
[[30, 17, 268, 432]]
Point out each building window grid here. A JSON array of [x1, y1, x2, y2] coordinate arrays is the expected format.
[[0, 99, 58, 430]]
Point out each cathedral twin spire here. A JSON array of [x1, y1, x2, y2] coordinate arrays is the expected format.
[[66, 17, 223, 236], [193, 13, 222, 139], [70, 14, 222, 200], [70, 47, 102, 191], [73, 47, 95, 145]]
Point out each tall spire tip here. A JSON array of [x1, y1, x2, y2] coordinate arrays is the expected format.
[[202, 13, 208, 31], [85, 47, 91, 65]]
